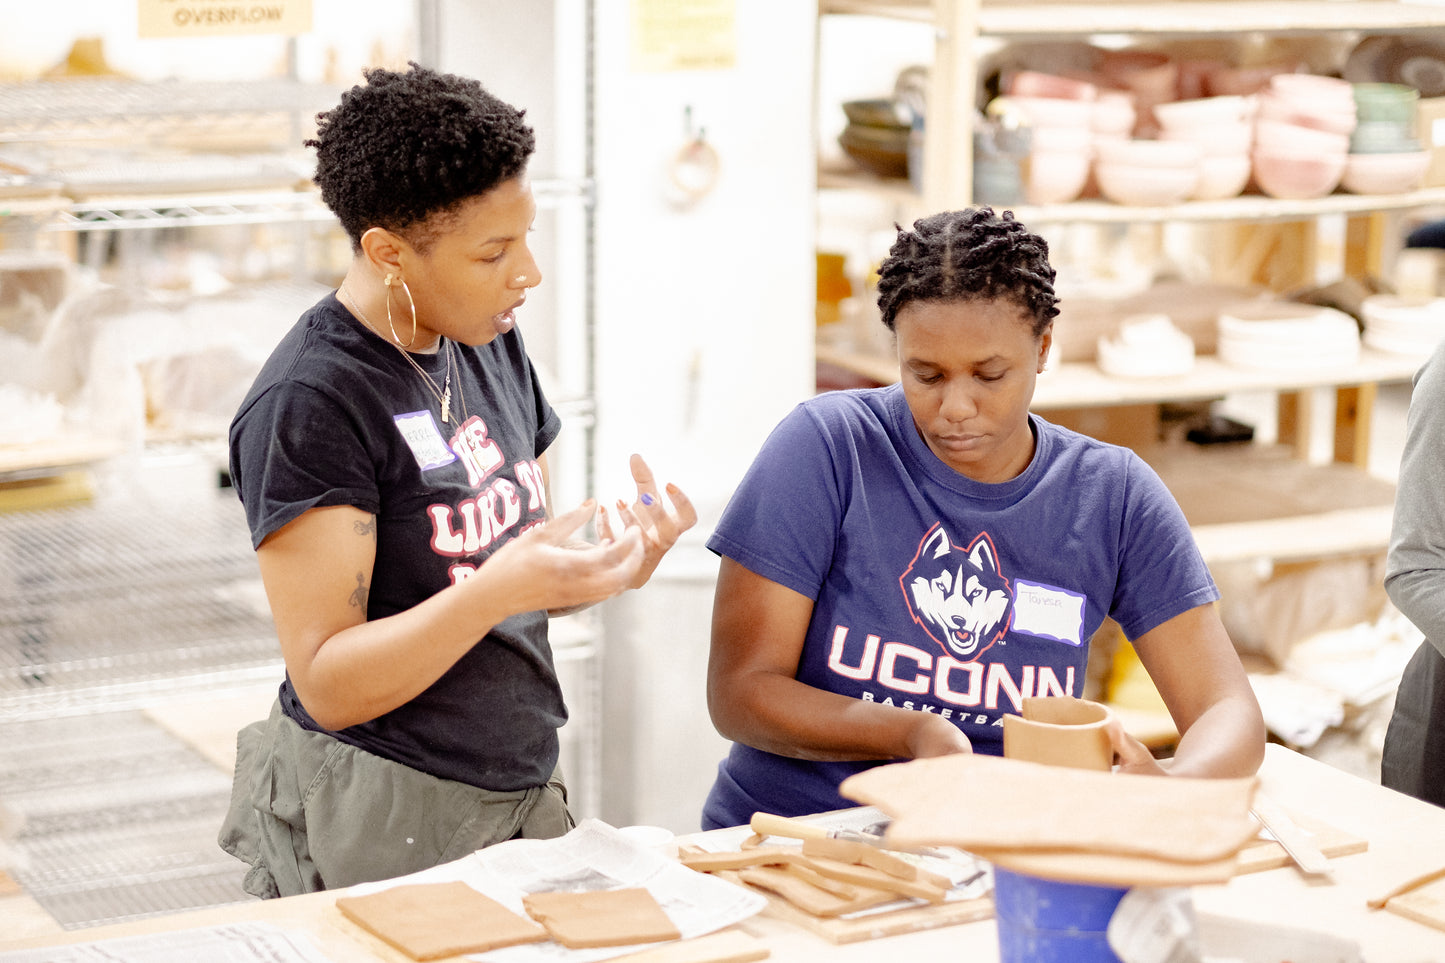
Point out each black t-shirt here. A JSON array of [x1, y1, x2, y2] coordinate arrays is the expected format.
[[230, 293, 564, 791]]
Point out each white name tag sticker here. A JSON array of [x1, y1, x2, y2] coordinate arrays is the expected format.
[[1012, 580, 1086, 646], [394, 410, 457, 471]]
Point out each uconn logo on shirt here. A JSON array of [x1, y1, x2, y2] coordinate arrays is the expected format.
[[903, 524, 1012, 661], [825, 522, 1086, 718]]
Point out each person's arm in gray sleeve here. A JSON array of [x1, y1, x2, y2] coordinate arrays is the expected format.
[[1386, 339, 1445, 652]]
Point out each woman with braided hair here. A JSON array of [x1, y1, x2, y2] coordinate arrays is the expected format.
[[219, 63, 695, 895], [701, 207, 1263, 828]]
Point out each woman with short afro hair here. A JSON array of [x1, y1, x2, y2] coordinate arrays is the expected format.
[[702, 207, 1264, 829], [220, 63, 696, 896]]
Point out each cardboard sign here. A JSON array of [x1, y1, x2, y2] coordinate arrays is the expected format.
[[138, 0, 313, 38], [630, 0, 736, 72]]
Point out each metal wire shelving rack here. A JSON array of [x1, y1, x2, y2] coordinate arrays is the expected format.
[[0, 489, 282, 723], [0, 32, 605, 928]]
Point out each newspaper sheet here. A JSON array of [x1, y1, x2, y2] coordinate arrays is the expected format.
[[344, 818, 767, 962]]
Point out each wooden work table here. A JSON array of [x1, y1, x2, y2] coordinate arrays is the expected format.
[[3, 745, 1445, 961]]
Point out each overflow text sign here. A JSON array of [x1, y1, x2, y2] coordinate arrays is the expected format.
[[138, 0, 313, 38]]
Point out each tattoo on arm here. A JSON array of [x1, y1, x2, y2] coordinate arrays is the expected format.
[[349, 516, 375, 609], [349, 573, 369, 611]]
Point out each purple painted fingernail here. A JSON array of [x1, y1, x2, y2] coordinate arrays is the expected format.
[[640, 492, 655, 506]]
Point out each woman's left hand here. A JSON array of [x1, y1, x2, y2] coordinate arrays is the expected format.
[[597, 453, 698, 589], [1106, 716, 1168, 776]]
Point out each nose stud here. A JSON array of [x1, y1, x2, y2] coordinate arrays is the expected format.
[[514, 274, 528, 284]]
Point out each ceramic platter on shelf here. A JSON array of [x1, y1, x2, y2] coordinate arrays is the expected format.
[[1096, 312, 1197, 378], [1216, 302, 1361, 371], [1361, 294, 1445, 357]]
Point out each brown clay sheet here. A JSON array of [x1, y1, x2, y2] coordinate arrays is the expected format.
[[735, 865, 896, 918], [679, 846, 797, 872], [334, 880, 547, 960], [839, 753, 1258, 863], [975, 846, 1240, 887], [523, 887, 683, 949]]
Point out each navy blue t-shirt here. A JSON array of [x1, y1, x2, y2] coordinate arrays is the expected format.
[[230, 293, 564, 792], [702, 384, 1217, 828]]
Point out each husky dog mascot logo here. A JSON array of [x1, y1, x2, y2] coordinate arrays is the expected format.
[[901, 523, 1013, 661]]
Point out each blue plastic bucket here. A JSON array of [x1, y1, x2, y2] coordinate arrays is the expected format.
[[993, 866, 1129, 963]]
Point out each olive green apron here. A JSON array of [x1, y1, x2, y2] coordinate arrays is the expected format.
[[218, 698, 573, 898]]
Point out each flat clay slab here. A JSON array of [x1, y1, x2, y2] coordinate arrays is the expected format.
[[335, 880, 548, 960], [974, 845, 1241, 888], [523, 887, 683, 949], [840, 753, 1258, 864], [716, 868, 994, 945]]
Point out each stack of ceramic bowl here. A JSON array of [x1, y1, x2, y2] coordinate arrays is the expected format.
[[1092, 90, 1138, 144], [1252, 74, 1356, 199], [1216, 301, 1361, 370], [1153, 95, 1254, 200], [1006, 69, 1096, 102], [1343, 83, 1430, 194], [1096, 49, 1178, 137], [1360, 294, 1445, 355], [992, 89, 1095, 204], [1096, 313, 1196, 377], [1094, 137, 1201, 205], [838, 99, 912, 179]]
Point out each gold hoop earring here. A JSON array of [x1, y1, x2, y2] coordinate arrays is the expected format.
[[384, 274, 418, 348]]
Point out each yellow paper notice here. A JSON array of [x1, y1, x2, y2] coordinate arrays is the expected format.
[[138, 0, 314, 38], [631, 0, 736, 72]]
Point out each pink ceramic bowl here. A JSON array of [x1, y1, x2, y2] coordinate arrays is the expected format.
[[1095, 161, 1198, 205], [1269, 72, 1355, 106], [1205, 62, 1297, 97], [1091, 91, 1138, 139], [1256, 88, 1356, 136], [1191, 154, 1253, 200], [1177, 59, 1224, 101], [1252, 147, 1347, 199], [1254, 118, 1350, 156], [1340, 150, 1431, 194], [1006, 70, 1098, 101], [1095, 137, 1202, 169], [1027, 149, 1093, 204], [1097, 50, 1178, 103], [1159, 121, 1253, 157], [1153, 94, 1254, 129], [999, 95, 1095, 129], [1029, 124, 1093, 153]]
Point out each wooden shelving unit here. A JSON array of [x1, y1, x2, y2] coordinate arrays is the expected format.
[[815, 0, 1445, 565], [821, 0, 1445, 214]]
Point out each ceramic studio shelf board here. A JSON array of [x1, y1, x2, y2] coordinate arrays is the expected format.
[[1008, 188, 1445, 225], [1139, 442, 1397, 565], [0, 436, 123, 478], [820, 0, 1445, 38], [818, 169, 1445, 225], [815, 345, 1424, 410], [1032, 350, 1424, 410]]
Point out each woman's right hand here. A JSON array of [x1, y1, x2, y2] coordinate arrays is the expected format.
[[708, 557, 976, 763], [481, 500, 646, 614], [905, 713, 974, 758]]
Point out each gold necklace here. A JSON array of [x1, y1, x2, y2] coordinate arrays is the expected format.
[[340, 282, 467, 425]]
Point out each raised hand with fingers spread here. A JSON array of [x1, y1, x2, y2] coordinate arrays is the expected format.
[[596, 453, 699, 589]]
